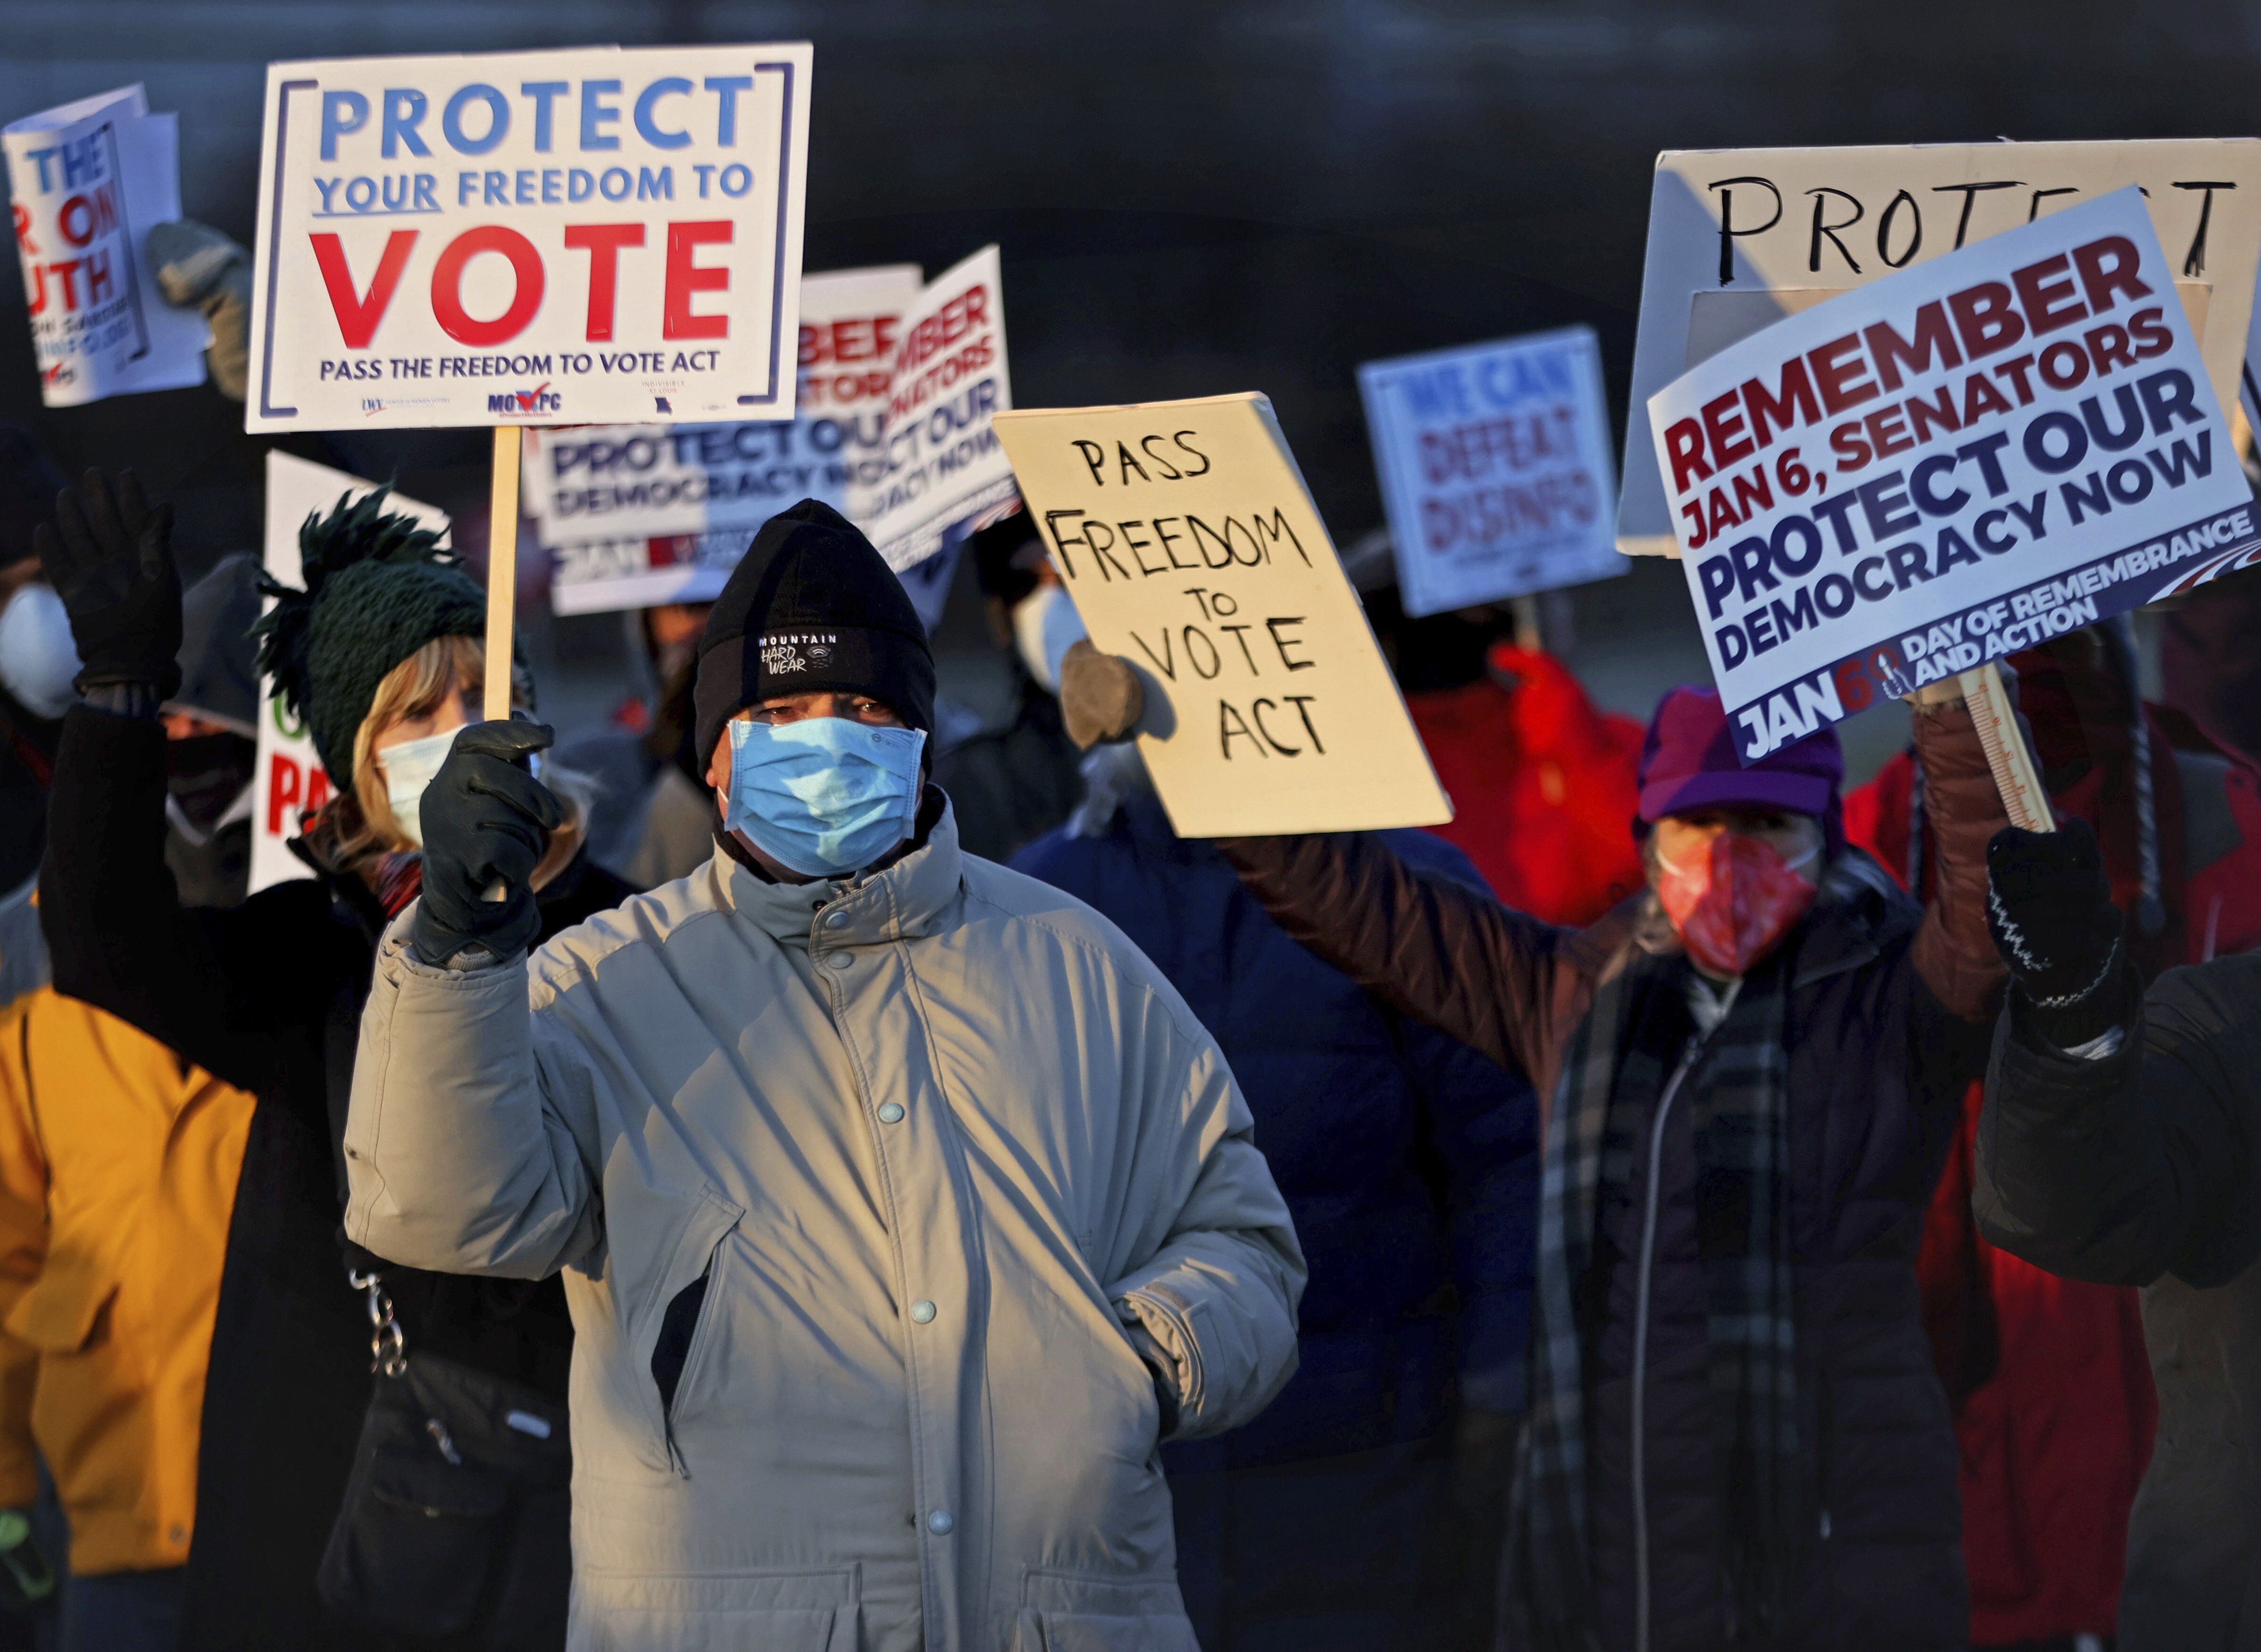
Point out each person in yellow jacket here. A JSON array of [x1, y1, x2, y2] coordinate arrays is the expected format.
[[0, 552, 260, 1652]]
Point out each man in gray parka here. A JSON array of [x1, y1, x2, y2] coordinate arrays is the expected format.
[[344, 500, 1305, 1652]]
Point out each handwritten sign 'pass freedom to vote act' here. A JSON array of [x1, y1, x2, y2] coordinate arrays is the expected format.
[[993, 394, 1451, 837]]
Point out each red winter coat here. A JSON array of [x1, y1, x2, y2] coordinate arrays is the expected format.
[[1844, 644, 2261, 1646], [1405, 644, 1645, 927]]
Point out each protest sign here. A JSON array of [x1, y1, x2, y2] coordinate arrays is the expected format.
[[4, 84, 208, 406], [855, 245, 1013, 572], [1649, 187, 2258, 765], [244, 44, 812, 432], [250, 452, 450, 892], [530, 263, 922, 614], [1357, 325, 1624, 616], [1620, 140, 2261, 555], [993, 393, 1452, 836]]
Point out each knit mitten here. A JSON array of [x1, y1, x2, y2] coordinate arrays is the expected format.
[[1986, 820, 2128, 1049]]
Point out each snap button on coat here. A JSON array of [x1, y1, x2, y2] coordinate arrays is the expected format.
[[910, 1299, 936, 1324], [876, 1102, 904, 1124]]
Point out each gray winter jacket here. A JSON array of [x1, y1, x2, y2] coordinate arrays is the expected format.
[[343, 803, 1305, 1652]]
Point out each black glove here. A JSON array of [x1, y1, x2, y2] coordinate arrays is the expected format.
[[1986, 819, 2128, 1048], [32, 468, 182, 698], [409, 720, 564, 966]]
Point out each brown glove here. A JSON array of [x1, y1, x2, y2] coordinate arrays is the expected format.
[[1058, 639, 1143, 749]]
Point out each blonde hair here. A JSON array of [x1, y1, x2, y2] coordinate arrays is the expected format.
[[336, 636, 584, 888]]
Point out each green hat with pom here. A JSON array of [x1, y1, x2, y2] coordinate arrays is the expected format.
[[250, 488, 490, 800]]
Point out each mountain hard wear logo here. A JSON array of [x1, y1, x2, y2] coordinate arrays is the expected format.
[[759, 632, 840, 676]]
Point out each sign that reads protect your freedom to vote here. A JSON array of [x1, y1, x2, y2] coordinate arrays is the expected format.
[[246, 44, 812, 432], [1358, 325, 1624, 616], [1652, 187, 2258, 764], [993, 394, 1451, 836], [1619, 140, 2261, 556]]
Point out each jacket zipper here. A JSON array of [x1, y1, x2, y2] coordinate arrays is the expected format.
[[1632, 1034, 1704, 1652]]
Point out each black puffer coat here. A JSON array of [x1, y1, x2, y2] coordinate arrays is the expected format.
[[42, 706, 632, 1651], [1221, 702, 2007, 1651], [1977, 954, 2261, 1650]]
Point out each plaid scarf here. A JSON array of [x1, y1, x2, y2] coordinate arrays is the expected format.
[[1514, 893, 1807, 1649]]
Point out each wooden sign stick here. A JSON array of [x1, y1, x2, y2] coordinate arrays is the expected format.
[[1956, 659, 2054, 833], [483, 426, 520, 723]]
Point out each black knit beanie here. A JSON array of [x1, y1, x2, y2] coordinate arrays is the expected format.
[[250, 488, 491, 797], [693, 499, 935, 768]]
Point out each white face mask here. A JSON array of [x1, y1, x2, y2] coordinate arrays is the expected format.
[[377, 727, 459, 848], [0, 584, 81, 719], [1012, 582, 1087, 693]]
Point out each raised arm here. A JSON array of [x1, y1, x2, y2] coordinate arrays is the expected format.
[[344, 720, 594, 1278], [1218, 832, 1572, 1083], [35, 473, 309, 1091], [1976, 821, 2261, 1289], [1976, 957, 2261, 1289], [343, 921, 600, 1279]]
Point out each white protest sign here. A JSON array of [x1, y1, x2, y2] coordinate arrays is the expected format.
[[4, 84, 208, 405], [531, 263, 922, 614], [249, 452, 450, 891], [1650, 187, 2258, 765], [856, 245, 1013, 571], [993, 393, 1452, 836], [1357, 325, 1625, 615], [1620, 140, 2261, 555], [245, 44, 811, 432]]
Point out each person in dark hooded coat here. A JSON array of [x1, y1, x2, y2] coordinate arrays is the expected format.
[[36, 472, 631, 1652]]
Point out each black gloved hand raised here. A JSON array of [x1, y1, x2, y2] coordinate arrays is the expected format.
[[409, 720, 564, 967], [1986, 819, 2128, 1048], [32, 469, 182, 697]]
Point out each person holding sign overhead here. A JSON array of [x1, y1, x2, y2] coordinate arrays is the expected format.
[[1058, 639, 2013, 1649], [33, 474, 631, 1652], [342, 498, 1304, 1651]]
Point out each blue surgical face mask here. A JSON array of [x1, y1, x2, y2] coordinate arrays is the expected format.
[[378, 727, 459, 849], [725, 716, 927, 878]]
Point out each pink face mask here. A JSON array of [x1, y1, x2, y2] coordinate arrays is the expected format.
[[1654, 831, 1819, 978]]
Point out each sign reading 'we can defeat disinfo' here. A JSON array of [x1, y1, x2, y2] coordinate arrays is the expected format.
[[245, 45, 811, 431]]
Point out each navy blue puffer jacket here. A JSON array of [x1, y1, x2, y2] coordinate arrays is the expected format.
[[1014, 790, 1537, 1651]]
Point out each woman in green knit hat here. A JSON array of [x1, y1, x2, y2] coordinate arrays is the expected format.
[[36, 470, 632, 1652]]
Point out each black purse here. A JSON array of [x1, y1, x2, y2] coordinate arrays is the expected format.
[[317, 1269, 573, 1649]]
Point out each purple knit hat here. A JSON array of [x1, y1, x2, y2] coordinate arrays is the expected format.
[[1636, 685, 1844, 826]]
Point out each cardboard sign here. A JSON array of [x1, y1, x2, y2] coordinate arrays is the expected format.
[[245, 44, 811, 432], [993, 393, 1452, 836], [1357, 325, 1625, 615], [1650, 187, 2257, 763], [4, 84, 208, 405], [856, 245, 1014, 571], [1620, 140, 2261, 555], [250, 452, 450, 891], [533, 263, 922, 614]]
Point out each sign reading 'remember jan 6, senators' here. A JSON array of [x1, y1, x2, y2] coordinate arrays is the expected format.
[[1619, 139, 2261, 556], [1651, 187, 2258, 764], [245, 44, 812, 431], [993, 394, 1452, 837]]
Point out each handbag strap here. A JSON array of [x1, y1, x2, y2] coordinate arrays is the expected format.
[[347, 1266, 408, 1377]]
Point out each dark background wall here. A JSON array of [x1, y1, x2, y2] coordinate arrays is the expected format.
[[0, 0, 2246, 741]]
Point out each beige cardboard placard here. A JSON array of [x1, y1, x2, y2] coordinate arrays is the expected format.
[[993, 393, 1451, 837], [1619, 139, 2261, 556]]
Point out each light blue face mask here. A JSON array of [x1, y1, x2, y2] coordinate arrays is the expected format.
[[378, 727, 459, 849], [725, 716, 927, 878]]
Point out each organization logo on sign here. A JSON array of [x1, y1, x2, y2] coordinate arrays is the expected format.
[[488, 383, 560, 416]]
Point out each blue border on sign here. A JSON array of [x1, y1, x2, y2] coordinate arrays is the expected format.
[[258, 59, 802, 424], [258, 79, 316, 421], [735, 57, 797, 409]]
